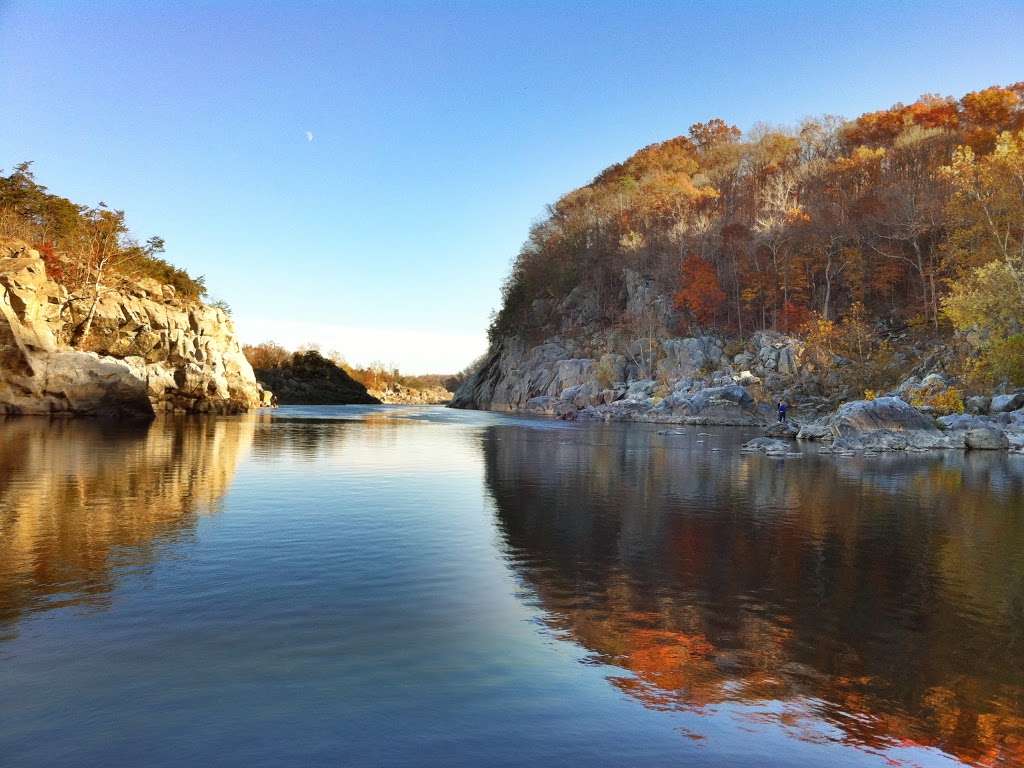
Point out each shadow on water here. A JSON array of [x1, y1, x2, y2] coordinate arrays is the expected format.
[[0, 416, 256, 632], [483, 423, 1024, 766]]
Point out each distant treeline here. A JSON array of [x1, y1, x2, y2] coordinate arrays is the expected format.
[[243, 341, 475, 393]]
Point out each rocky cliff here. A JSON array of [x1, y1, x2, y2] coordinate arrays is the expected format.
[[452, 269, 810, 426], [0, 239, 272, 417]]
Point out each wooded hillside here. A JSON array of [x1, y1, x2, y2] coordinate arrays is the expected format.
[[492, 84, 1024, 386]]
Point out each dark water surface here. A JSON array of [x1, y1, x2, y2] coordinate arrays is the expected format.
[[1, 406, 1022, 767]]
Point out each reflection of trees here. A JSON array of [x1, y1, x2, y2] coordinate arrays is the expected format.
[[484, 425, 1024, 766], [0, 416, 254, 629], [249, 415, 354, 459]]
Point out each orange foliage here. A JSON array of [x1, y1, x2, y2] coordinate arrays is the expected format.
[[491, 83, 1024, 343], [673, 255, 726, 327]]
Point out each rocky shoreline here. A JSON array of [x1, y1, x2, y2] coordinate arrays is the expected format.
[[368, 382, 452, 405], [0, 240, 272, 417], [452, 327, 1024, 454], [742, 396, 1023, 455]]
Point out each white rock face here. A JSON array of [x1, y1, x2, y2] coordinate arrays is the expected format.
[[0, 240, 266, 417]]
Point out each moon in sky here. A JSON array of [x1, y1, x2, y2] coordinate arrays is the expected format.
[[305, 131, 314, 142]]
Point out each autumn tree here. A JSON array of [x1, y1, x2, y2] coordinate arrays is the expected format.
[[674, 254, 726, 329], [486, 83, 1024, 364]]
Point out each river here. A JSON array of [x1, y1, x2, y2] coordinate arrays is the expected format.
[[1, 406, 1021, 767]]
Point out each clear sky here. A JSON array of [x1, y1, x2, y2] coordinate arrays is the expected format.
[[2, 1, 1022, 373]]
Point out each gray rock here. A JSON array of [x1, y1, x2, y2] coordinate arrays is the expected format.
[[826, 397, 948, 451], [741, 437, 792, 454], [733, 352, 754, 369], [765, 420, 800, 439], [797, 422, 833, 441], [624, 379, 657, 400], [965, 395, 991, 415], [965, 427, 1009, 450], [896, 376, 921, 397], [919, 372, 950, 389], [776, 347, 799, 376], [656, 336, 723, 380], [937, 414, 990, 431], [991, 392, 1024, 414]]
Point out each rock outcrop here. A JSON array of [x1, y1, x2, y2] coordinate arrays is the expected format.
[[253, 350, 379, 405], [0, 240, 268, 417], [825, 397, 953, 451], [451, 333, 779, 426], [368, 382, 452, 405]]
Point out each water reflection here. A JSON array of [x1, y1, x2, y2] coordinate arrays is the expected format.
[[2, 410, 1023, 766], [0, 416, 254, 630], [484, 425, 1024, 767]]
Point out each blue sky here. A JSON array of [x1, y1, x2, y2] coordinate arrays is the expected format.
[[2, 1, 1022, 372]]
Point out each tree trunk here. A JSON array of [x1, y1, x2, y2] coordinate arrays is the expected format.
[[70, 260, 105, 348]]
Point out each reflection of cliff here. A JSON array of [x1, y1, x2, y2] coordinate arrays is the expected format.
[[484, 425, 1024, 766], [0, 416, 254, 628]]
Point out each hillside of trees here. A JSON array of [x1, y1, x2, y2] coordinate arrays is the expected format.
[[491, 84, 1024, 388], [244, 342, 456, 391], [244, 347, 379, 405], [0, 163, 206, 301], [243, 342, 458, 402]]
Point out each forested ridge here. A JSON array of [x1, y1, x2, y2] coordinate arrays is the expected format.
[[0, 163, 206, 299], [492, 84, 1024, 388]]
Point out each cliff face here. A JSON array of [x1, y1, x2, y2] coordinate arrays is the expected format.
[[451, 270, 807, 425], [0, 240, 272, 417]]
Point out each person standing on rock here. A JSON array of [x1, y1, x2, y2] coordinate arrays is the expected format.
[[778, 400, 788, 423]]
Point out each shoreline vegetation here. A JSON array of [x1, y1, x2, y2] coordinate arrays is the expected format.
[[451, 84, 1024, 453]]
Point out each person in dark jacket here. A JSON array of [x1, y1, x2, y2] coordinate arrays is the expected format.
[[777, 400, 788, 422]]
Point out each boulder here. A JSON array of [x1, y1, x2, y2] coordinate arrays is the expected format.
[[896, 376, 921, 398], [991, 392, 1024, 414], [965, 396, 991, 415], [826, 397, 948, 451], [765, 420, 800, 439], [733, 352, 754, 369], [937, 414, 991, 431], [965, 427, 1009, 450], [797, 421, 833, 441], [734, 370, 761, 386], [669, 385, 760, 425], [657, 337, 723, 380], [624, 379, 657, 400], [741, 437, 793, 455]]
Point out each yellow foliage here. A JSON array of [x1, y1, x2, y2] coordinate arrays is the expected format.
[[908, 387, 964, 414]]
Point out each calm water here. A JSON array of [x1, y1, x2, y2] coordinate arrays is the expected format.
[[1, 407, 1022, 767]]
